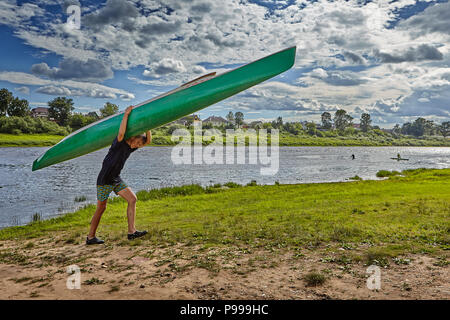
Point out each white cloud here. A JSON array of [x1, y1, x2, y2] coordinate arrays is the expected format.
[[0, 71, 134, 100], [192, 65, 207, 74], [15, 86, 30, 95], [0, 0, 448, 125], [143, 58, 187, 77]]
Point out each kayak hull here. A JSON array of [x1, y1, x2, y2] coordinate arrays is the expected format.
[[32, 47, 296, 171]]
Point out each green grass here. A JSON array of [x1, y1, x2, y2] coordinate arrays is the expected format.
[[2, 131, 450, 147], [304, 272, 326, 286], [0, 133, 63, 147], [276, 131, 450, 147], [0, 169, 449, 256], [376, 170, 401, 178]]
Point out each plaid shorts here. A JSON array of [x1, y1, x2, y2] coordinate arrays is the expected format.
[[97, 181, 128, 201]]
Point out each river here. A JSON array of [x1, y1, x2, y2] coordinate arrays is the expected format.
[[0, 146, 449, 228]]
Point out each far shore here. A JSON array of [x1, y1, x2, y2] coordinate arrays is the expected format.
[[1, 133, 450, 148]]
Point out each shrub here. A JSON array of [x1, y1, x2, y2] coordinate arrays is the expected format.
[[304, 272, 326, 286], [0, 116, 70, 135], [376, 170, 401, 178], [167, 124, 185, 135], [224, 182, 241, 188]]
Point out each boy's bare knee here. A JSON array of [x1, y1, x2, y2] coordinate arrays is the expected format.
[[128, 196, 137, 205], [98, 201, 107, 210]]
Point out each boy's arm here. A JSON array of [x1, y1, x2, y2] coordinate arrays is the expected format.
[[145, 130, 152, 145], [117, 106, 133, 142]]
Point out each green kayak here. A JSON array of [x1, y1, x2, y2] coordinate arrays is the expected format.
[[32, 46, 296, 171]]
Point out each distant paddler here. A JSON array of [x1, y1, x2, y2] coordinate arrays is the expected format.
[[390, 153, 409, 161]]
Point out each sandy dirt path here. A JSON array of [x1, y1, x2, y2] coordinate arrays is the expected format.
[[0, 237, 448, 300]]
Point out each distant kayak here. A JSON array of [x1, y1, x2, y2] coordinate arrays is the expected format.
[[390, 158, 409, 161]]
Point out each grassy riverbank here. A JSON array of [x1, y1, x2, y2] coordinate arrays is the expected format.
[[0, 168, 448, 299], [0, 133, 63, 147], [2, 168, 449, 245], [1, 132, 450, 147]]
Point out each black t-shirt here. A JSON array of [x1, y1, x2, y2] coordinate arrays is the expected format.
[[97, 137, 138, 185]]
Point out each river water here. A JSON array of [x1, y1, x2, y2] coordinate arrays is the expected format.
[[0, 146, 449, 228]]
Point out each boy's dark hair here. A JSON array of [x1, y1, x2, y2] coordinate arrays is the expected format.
[[135, 134, 146, 143]]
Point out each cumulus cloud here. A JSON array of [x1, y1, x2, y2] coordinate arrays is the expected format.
[[0, 71, 134, 101], [1, 0, 450, 125], [192, 65, 207, 74], [343, 51, 365, 65], [397, 1, 450, 38], [205, 31, 246, 48], [143, 58, 187, 77], [61, 0, 81, 12], [36, 85, 78, 96], [83, 0, 139, 28], [374, 44, 443, 63], [31, 58, 113, 82], [0, 1, 44, 28], [308, 68, 367, 86], [36, 85, 119, 99], [15, 86, 30, 95]]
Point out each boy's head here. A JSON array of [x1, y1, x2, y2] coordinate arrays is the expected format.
[[126, 134, 146, 149]]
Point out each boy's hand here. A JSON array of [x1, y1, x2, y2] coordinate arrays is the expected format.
[[118, 106, 133, 141], [124, 106, 133, 116]]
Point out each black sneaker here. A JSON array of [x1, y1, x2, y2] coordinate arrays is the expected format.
[[127, 230, 148, 240], [86, 236, 105, 245]]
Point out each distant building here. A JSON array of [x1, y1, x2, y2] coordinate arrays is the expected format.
[[31, 107, 49, 118], [203, 115, 228, 126], [250, 120, 263, 128], [87, 111, 100, 119], [173, 114, 201, 126], [352, 123, 361, 130]]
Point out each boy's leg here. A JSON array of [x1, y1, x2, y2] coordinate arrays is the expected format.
[[88, 200, 108, 239], [88, 184, 112, 240], [117, 187, 137, 234]]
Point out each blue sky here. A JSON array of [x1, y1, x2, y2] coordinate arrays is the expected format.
[[0, 0, 449, 127]]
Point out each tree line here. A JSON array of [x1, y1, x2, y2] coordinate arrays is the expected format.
[[271, 110, 448, 138], [0, 87, 448, 138], [0, 88, 121, 135]]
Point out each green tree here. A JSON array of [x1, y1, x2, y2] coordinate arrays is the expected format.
[[226, 111, 235, 124], [424, 119, 436, 135], [100, 102, 119, 118], [272, 116, 283, 129], [306, 122, 317, 135], [7, 97, 30, 117], [392, 124, 401, 136], [401, 122, 412, 135], [283, 122, 299, 135], [439, 121, 450, 138], [234, 111, 244, 128], [321, 112, 332, 130], [334, 109, 353, 132], [48, 97, 74, 126], [69, 113, 87, 130], [360, 113, 372, 132], [0, 88, 14, 117], [410, 117, 427, 137]]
